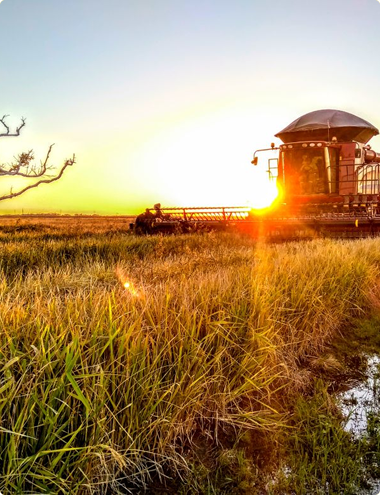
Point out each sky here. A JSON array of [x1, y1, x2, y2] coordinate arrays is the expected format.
[[0, 0, 380, 214]]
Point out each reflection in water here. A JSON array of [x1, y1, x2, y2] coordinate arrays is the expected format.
[[340, 354, 380, 435], [339, 354, 380, 495]]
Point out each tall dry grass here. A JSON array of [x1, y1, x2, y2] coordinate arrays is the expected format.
[[0, 228, 379, 493]]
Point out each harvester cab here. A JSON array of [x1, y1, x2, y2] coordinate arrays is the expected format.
[[253, 109, 380, 217], [253, 140, 339, 200]]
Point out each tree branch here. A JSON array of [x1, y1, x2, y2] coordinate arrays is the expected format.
[[0, 154, 75, 201], [0, 144, 56, 178], [0, 115, 75, 202], [0, 115, 26, 137]]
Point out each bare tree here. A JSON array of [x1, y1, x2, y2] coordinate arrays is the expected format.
[[0, 115, 75, 201]]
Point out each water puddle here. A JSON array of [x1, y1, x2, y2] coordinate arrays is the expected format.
[[339, 354, 380, 495], [340, 354, 380, 435]]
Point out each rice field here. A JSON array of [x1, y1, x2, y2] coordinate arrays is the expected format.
[[0, 216, 379, 494]]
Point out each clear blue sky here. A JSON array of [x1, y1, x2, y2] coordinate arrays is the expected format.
[[0, 0, 380, 213]]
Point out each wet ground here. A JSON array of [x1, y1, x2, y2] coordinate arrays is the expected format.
[[339, 354, 380, 495], [340, 354, 380, 435]]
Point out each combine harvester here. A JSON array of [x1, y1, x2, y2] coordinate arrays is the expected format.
[[134, 109, 380, 239]]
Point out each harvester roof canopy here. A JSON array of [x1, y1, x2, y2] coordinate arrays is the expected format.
[[275, 109, 379, 144]]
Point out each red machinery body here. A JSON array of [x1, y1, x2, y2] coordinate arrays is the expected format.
[[134, 109, 380, 238]]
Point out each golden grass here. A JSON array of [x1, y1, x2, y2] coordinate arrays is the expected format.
[[0, 222, 379, 493]]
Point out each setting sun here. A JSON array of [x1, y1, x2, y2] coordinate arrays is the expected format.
[[247, 179, 279, 210]]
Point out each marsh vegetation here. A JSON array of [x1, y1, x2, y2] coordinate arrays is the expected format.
[[0, 217, 379, 494]]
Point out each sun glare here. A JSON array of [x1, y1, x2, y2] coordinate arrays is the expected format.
[[247, 179, 279, 210]]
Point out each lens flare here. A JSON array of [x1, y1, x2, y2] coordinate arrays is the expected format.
[[123, 280, 139, 296], [116, 267, 141, 297]]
